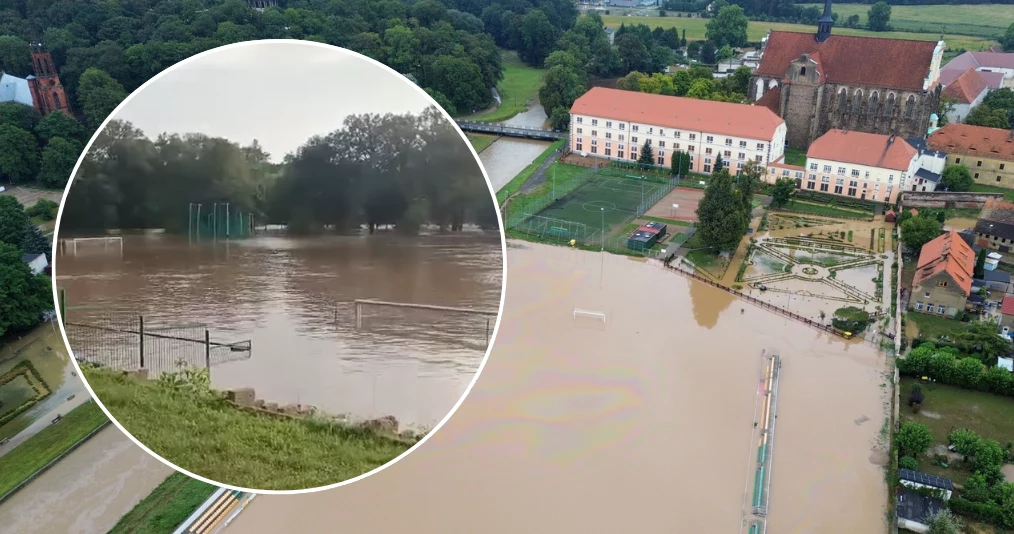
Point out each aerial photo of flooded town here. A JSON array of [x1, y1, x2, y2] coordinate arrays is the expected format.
[[4, 0, 1014, 532]]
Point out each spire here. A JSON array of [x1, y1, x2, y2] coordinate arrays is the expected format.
[[816, 0, 834, 43]]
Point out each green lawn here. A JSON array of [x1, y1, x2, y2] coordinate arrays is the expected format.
[[497, 140, 567, 203], [799, 4, 1014, 38], [85, 367, 414, 491], [779, 200, 871, 219], [783, 148, 807, 167], [601, 15, 996, 52], [899, 377, 1014, 483], [0, 374, 39, 418], [907, 313, 971, 341], [0, 401, 109, 499], [107, 472, 217, 534], [467, 50, 547, 123], [467, 133, 497, 153], [0, 326, 73, 440], [684, 234, 731, 278], [970, 183, 1014, 202]]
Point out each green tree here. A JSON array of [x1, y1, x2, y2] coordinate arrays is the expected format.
[[955, 321, 1014, 365], [699, 41, 717, 64], [898, 456, 919, 470], [1004, 22, 1014, 52], [832, 306, 871, 332], [520, 9, 557, 67], [925, 509, 963, 534], [549, 107, 570, 131], [713, 154, 725, 173], [25, 199, 58, 221], [21, 224, 49, 260], [0, 124, 40, 184], [770, 177, 796, 209], [35, 111, 86, 143], [539, 65, 585, 128], [695, 169, 748, 252], [0, 242, 52, 337], [77, 67, 128, 128], [429, 56, 488, 114], [638, 140, 655, 166], [940, 165, 974, 192], [39, 137, 83, 188], [705, 5, 748, 48], [716, 44, 734, 69], [975, 248, 988, 279], [0, 102, 41, 132], [896, 421, 933, 458], [966, 105, 1011, 129], [615, 33, 651, 74], [901, 215, 942, 251], [867, 1, 892, 32], [0, 35, 32, 76], [0, 196, 29, 248]]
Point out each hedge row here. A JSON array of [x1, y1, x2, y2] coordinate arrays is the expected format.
[[791, 190, 881, 212], [0, 361, 54, 427], [774, 206, 874, 221], [898, 344, 1014, 398], [949, 497, 1009, 527]]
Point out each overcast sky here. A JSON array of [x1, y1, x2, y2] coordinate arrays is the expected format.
[[113, 41, 435, 162]]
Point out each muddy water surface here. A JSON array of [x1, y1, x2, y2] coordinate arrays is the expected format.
[[55, 233, 503, 428], [223, 243, 887, 533], [0, 425, 171, 533], [478, 104, 553, 191]]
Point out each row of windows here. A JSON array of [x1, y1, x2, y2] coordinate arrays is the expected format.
[[955, 157, 1009, 174], [837, 89, 916, 120], [803, 181, 892, 198], [914, 302, 948, 315], [808, 162, 896, 182], [572, 118, 766, 150]]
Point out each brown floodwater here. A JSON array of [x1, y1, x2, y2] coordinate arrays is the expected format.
[[478, 104, 553, 191], [221, 242, 888, 533], [55, 233, 503, 428], [0, 425, 171, 533]]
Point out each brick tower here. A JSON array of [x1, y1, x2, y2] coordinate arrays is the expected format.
[[27, 41, 71, 116]]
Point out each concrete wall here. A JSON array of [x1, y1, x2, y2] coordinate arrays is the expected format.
[[902, 191, 1006, 208]]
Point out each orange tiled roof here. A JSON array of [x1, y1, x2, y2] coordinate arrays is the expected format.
[[570, 87, 784, 140], [912, 230, 975, 296], [942, 68, 990, 104], [927, 123, 1014, 160], [755, 31, 938, 91], [807, 130, 917, 170], [755, 85, 780, 114]]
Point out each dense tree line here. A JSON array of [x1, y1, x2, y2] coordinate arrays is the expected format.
[[63, 108, 495, 235], [0, 195, 54, 336], [616, 64, 752, 103], [965, 88, 1014, 130]]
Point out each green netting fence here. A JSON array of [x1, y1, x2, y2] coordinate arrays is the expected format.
[[188, 203, 253, 240]]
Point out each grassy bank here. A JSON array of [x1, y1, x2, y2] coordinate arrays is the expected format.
[[601, 15, 995, 52], [85, 367, 413, 490], [799, 4, 1014, 39], [907, 313, 970, 341], [469, 50, 547, 123], [467, 133, 498, 153], [496, 139, 566, 204], [108, 472, 217, 534], [0, 401, 109, 498]]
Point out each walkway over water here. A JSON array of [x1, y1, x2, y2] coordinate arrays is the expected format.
[[456, 120, 566, 140]]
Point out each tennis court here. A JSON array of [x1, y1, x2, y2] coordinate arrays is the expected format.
[[511, 169, 674, 244]]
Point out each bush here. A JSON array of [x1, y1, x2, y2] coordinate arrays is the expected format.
[[897, 421, 933, 458], [949, 497, 1006, 526], [899, 455, 919, 470], [898, 343, 1014, 398], [25, 199, 58, 221]]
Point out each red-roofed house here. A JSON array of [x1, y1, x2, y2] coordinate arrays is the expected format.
[[911, 230, 976, 317], [569, 87, 787, 174], [749, 0, 945, 148], [803, 130, 919, 203], [927, 124, 1014, 190], [942, 68, 991, 124], [1000, 297, 1014, 330], [939, 51, 1014, 91]]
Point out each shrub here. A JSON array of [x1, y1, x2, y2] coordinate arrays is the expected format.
[[897, 421, 933, 458], [25, 199, 58, 221], [898, 343, 1014, 398], [949, 497, 1005, 526], [899, 455, 919, 470]]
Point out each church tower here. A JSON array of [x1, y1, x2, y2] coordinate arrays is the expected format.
[[816, 0, 834, 43], [28, 41, 71, 116]]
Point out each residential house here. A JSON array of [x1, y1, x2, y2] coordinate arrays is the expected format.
[[973, 198, 1014, 252], [939, 51, 1014, 90], [911, 230, 976, 317], [905, 137, 947, 192], [569, 87, 787, 173], [802, 130, 919, 204], [941, 68, 991, 124], [927, 124, 1014, 190], [896, 470, 954, 533], [21, 253, 48, 275], [1000, 296, 1014, 330]]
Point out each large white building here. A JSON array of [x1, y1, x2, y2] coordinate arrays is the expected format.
[[801, 130, 919, 204], [568, 87, 787, 174]]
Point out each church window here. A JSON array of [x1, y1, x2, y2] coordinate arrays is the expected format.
[[852, 90, 863, 114], [885, 93, 895, 117], [53, 92, 61, 108], [904, 96, 916, 119], [869, 92, 879, 114], [800, 67, 807, 76], [838, 89, 848, 112]]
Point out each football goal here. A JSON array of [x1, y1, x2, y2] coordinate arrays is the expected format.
[[573, 309, 606, 322], [61, 237, 124, 257]]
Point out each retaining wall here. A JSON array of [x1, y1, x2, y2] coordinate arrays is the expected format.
[[902, 191, 1004, 208]]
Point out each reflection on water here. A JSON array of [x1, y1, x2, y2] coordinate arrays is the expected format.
[[56, 233, 503, 427], [0, 426, 171, 533], [222, 243, 888, 533]]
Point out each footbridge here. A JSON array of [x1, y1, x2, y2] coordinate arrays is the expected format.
[[456, 120, 566, 140]]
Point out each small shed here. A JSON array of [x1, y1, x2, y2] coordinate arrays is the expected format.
[[627, 230, 660, 251], [884, 209, 897, 223], [998, 356, 1014, 372], [909, 208, 920, 217], [979, 270, 1011, 293], [21, 253, 48, 275]]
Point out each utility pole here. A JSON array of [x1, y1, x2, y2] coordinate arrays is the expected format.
[[226, 203, 230, 239], [195, 204, 202, 241]]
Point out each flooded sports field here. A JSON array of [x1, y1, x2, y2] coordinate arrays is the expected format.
[[55, 233, 503, 428], [222, 242, 888, 533]]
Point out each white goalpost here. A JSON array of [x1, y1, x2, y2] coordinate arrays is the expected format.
[[61, 237, 124, 257], [573, 308, 606, 323]]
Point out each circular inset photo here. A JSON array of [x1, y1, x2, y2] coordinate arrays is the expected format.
[[52, 40, 505, 492]]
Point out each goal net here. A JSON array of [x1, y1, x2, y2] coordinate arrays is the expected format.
[[61, 237, 123, 257]]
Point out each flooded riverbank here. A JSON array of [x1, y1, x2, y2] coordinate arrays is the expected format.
[[55, 233, 503, 428], [222, 243, 888, 533], [0, 426, 171, 533], [478, 104, 553, 191]]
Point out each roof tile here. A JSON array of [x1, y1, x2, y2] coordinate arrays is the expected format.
[[912, 230, 976, 296], [807, 130, 917, 170], [927, 124, 1014, 160], [942, 68, 990, 104]]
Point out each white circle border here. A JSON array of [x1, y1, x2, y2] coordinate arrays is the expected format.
[[49, 38, 508, 496]]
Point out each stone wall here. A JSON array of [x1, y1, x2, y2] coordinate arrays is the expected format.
[[902, 191, 1005, 208]]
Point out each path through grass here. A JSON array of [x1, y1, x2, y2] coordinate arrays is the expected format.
[[107, 472, 217, 534], [85, 368, 413, 490], [0, 401, 108, 499]]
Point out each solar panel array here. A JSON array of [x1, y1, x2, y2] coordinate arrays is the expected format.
[[898, 468, 954, 490]]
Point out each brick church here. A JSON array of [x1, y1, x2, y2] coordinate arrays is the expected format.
[[0, 42, 71, 116], [750, 0, 944, 149]]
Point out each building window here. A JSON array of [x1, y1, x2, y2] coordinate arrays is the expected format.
[[632, 125, 639, 132], [848, 187, 857, 196], [618, 144, 625, 150], [885, 93, 895, 116], [737, 162, 744, 169], [851, 169, 860, 177], [820, 183, 829, 192], [807, 181, 815, 189], [874, 183, 879, 190], [955, 157, 960, 164], [835, 178, 844, 186], [591, 146, 597, 154], [724, 150, 731, 158], [704, 165, 711, 172], [904, 95, 916, 119], [605, 142, 612, 148], [605, 148, 611, 156], [606, 121, 612, 128], [705, 148, 713, 154], [576, 143, 583, 151], [658, 150, 665, 157], [915, 302, 923, 310], [739, 141, 747, 148], [757, 143, 765, 150], [675, 132, 681, 138], [756, 155, 764, 163], [978, 161, 983, 167], [660, 129, 665, 136], [576, 117, 583, 124], [592, 130, 598, 137], [606, 132, 612, 139], [706, 136, 714, 143], [975, 172, 980, 179], [869, 91, 879, 114], [800, 67, 807, 76], [1002, 163, 1006, 170], [657, 156, 665, 165], [689, 145, 695, 152], [705, 157, 712, 164], [809, 163, 818, 170], [809, 174, 816, 180], [617, 151, 624, 159], [823, 165, 832, 172], [938, 305, 946, 314], [822, 176, 830, 183], [852, 89, 863, 114], [838, 88, 847, 112], [591, 139, 597, 146], [632, 136, 638, 144], [659, 141, 666, 147], [725, 138, 732, 146], [592, 119, 598, 126], [937, 280, 948, 287], [738, 152, 745, 160], [619, 135, 625, 141], [834, 185, 843, 194], [648, 128, 654, 134], [888, 175, 894, 182], [689, 134, 696, 140]]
